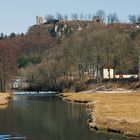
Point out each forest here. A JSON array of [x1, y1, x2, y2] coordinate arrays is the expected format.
[[1, 12, 140, 92]]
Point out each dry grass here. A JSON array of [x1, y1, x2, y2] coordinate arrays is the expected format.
[[0, 93, 11, 106], [60, 92, 140, 137], [0, 104, 8, 109]]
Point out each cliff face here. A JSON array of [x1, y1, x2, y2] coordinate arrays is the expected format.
[[28, 20, 106, 38], [28, 20, 133, 38]]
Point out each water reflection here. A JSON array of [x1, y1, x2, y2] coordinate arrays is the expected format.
[[0, 135, 25, 140], [0, 95, 136, 140]]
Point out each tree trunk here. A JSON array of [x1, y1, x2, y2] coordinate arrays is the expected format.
[[0, 78, 5, 92], [0, 78, 2, 92], [3, 77, 6, 92], [96, 66, 99, 84]]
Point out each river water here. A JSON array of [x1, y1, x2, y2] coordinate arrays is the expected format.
[[0, 94, 135, 140]]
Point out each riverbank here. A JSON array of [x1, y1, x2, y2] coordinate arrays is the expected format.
[[0, 93, 11, 106], [60, 92, 140, 138]]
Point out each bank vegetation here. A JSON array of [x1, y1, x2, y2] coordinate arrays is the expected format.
[[0, 93, 11, 106]]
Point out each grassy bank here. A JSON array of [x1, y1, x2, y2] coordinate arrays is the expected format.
[[60, 92, 140, 138], [0, 93, 11, 106]]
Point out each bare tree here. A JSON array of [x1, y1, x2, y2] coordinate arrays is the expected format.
[[129, 15, 137, 24], [0, 42, 17, 92], [80, 13, 84, 21], [88, 13, 92, 21], [64, 14, 68, 21], [56, 12, 63, 21], [96, 10, 106, 23], [71, 13, 78, 20], [133, 34, 140, 80], [45, 14, 54, 21], [137, 15, 140, 23], [0, 33, 4, 40], [107, 13, 119, 23]]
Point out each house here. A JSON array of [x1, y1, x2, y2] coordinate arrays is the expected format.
[[12, 77, 29, 90], [101, 65, 114, 79], [115, 74, 138, 79]]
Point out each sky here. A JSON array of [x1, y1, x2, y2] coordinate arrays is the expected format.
[[0, 0, 140, 35]]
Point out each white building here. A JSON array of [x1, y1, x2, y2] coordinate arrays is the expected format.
[[100, 65, 114, 79], [102, 68, 114, 79], [12, 77, 29, 90]]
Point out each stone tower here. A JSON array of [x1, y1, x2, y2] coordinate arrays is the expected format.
[[36, 16, 44, 25]]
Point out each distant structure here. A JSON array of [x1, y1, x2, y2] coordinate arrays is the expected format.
[[12, 77, 29, 90], [36, 16, 44, 25]]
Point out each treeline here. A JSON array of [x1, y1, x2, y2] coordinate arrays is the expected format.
[[1, 19, 140, 92], [0, 29, 57, 92], [45, 10, 140, 24], [0, 40, 17, 92]]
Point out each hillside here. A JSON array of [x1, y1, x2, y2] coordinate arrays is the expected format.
[[28, 20, 134, 37], [1, 20, 140, 92]]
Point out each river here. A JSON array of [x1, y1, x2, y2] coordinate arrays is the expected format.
[[0, 94, 135, 140]]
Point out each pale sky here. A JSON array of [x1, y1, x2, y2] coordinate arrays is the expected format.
[[0, 0, 140, 35]]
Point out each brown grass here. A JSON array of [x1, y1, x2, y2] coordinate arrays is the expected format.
[[0, 93, 11, 106], [60, 92, 140, 137]]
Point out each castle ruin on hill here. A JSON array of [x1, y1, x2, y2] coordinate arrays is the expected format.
[[36, 16, 44, 25]]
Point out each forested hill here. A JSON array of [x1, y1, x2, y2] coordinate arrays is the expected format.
[[1, 20, 140, 92]]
